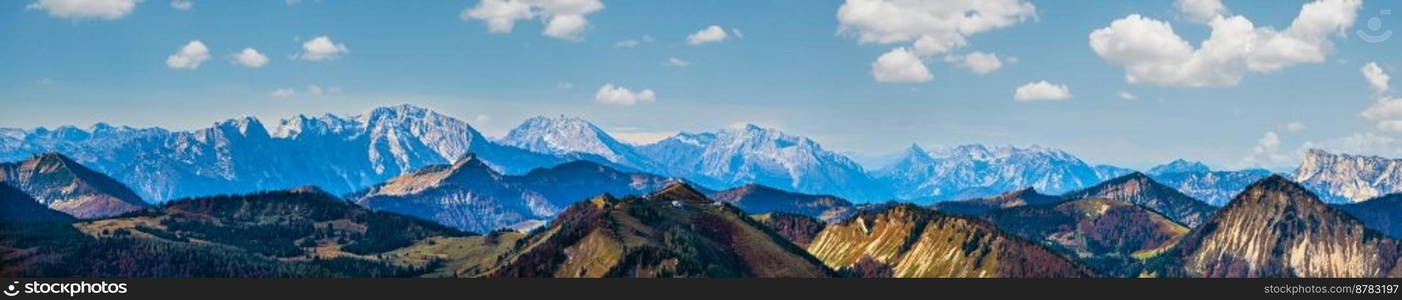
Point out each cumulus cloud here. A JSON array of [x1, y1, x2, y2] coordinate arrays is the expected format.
[[461, 0, 604, 41], [1363, 62, 1391, 94], [1013, 81, 1071, 102], [871, 48, 932, 83], [295, 36, 348, 61], [1175, 0, 1227, 23], [26, 0, 140, 20], [230, 48, 268, 68], [837, 0, 1034, 81], [165, 40, 209, 70], [1090, 0, 1362, 87], [595, 84, 655, 106], [1240, 131, 1294, 168], [687, 25, 730, 45], [837, 0, 1035, 55], [169, 0, 190, 11], [954, 51, 1003, 75], [1360, 62, 1402, 133], [666, 57, 691, 67]]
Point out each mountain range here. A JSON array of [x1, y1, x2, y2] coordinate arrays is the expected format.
[[6, 104, 1393, 206], [1147, 160, 1273, 206], [875, 144, 1128, 203], [1294, 149, 1402, 203], [348, 154, 684, 233], [0, 105, 566, 203], [4, 149, 1402, 278]]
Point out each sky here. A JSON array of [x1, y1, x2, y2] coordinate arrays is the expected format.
[[1, 0, 1400, 170]]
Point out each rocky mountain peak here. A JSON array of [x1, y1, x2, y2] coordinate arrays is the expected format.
[[1148, 159, 1211, 175]]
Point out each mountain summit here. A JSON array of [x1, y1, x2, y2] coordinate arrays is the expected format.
[[489, 183, 833, 278], [1062, 172, 1215, 227], [498, 115, 658, 172], [1294, 149, 1402, 203], [0, 105, 562, 202], [1169, 175, 1402, 277], [0, 153, 148, 218], [876, 144, 1110, 202], [638, 124, 889, 202]]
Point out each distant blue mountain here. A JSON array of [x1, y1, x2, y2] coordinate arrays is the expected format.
[[1144, 159, 1271, 206], [0, 105, 565, 202], [2, 105, 1146, 206], [873, 144, 1120, 203]]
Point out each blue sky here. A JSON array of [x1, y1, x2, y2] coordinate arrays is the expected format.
[[1, 0, 1400, 170]]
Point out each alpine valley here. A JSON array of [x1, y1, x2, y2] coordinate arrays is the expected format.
[[3, 105, 1402, 278]]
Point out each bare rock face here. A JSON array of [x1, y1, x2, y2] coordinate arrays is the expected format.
[[805, 204, 1093, 278], [1294, 149, 1402, 203], [1173, 175, 1402, 278], [0, 153, 147, 218], [488, 184, 833, 278]]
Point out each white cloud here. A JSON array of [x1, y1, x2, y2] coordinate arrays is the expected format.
[[956, 51, 1003, 75], [26, 0, 140, 20], [556, 81, 574, 89], [871, 48, 932, 83], [1360, 62, 1402, 133], [1363, 62, 1390, 94], [1117, 91, 1137, 100], [271, 88, 296, 97], [595, 84, 656, 106], [165, 40, 209, 70], [1090, 0, 1363, 87], [1305, 132, 1402, 158], [666, 57, 691, 67], [687, 25, 729, 45], [1176, 0, 1227, 23], [837, 0, 1034, 81], [730, 28, 744, 39], [461, 0, 604, 41], [1240, 131, 1294, 168], [1284, 121, 1307, 131], [1362, 98, 1402, 132], [614, 40, 639, 48], [1013, 81, 1071, 101], [837, 0, 1036, 56], [169, 0, 190, 11], [230, 48, 268, 68], [295, 36, 348, 61], [473, 114, 491, 125]]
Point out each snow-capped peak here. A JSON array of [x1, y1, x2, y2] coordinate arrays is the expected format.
[[499, 115, 632, 163], [1147, 159, 1212, 175]]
